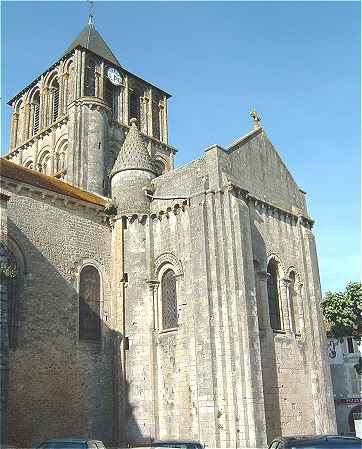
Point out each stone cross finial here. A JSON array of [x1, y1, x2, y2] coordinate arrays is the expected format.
[[250, 110, 261, 129]]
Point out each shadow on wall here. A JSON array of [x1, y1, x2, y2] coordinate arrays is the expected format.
[[6, 222, 142, 447], [252, 214, 282, 444]]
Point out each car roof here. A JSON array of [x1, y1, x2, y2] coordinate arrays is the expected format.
[[41, 439, 102, 444], [272, 435, 361, 447], [151, 442, 202, 446]]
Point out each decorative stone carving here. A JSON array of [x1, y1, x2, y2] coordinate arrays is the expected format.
[[154, 252, 183, 278]]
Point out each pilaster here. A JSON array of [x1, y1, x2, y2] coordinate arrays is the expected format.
[[189, 195, 217, 447], [226, 187, 267, 448], [297, 218, 337, 434]]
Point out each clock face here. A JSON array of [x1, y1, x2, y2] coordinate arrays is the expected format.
[[107, 67, 123, 86]]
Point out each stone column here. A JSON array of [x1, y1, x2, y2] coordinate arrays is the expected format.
[[80, 51, 86, 98], [23, 103, 30, 142], [163, 95, 168, 144], [0, 193, 10, 447], [99, 62, 105, 100], [280, 277, 292, 332], [10, 113, 19, 149], [124, 75, 129, 124], [255, 270, 272, 333]]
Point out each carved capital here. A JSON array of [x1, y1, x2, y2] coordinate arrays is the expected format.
[[280, 277, 291, 287], [146, 279, 160, 292], [256, 270, 269, 281]]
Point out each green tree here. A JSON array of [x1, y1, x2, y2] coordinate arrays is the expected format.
[[321, 282, 362, 342]]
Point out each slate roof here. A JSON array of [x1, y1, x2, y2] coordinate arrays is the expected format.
[[111, 119, 155, 176], [0, 158, 106, 207], [62, 22, 121, 66]]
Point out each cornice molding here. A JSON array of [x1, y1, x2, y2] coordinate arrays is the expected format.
[[6, 115, 69, 159], [0, 178, 105, 220]]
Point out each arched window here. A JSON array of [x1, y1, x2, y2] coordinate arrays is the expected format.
[[84, 57, 96, 97], [152, 101, 160, 140], [55, 140, 68, 177], [24, 160, 33, 169], [161, 269, 178, 329], [105, 79, 119, 119], [38, 151, 51, 175], [129, 89, 141, 125], [51, 79, 60, 122], [31, 91, 40, 135], [267, 259, 282, 330], [79, 265, 101, 341]]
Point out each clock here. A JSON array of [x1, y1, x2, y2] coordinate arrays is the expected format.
[[107, 67, 123, 86]]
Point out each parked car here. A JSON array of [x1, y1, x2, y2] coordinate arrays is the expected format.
[[150, 440, 203, 449], [37, 438, 106, 449], [268, 435, 361, 449]]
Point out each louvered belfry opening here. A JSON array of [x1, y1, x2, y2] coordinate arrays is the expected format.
[[129, 89, 141, 125], [152, 101, 160, 140], [32, 91, 40, 135], [84, 56, 96, 97], [52, 79, 60, 122], [105, 79, 119, 119]]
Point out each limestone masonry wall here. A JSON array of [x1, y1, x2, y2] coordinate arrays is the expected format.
[[2, 186, 113, 446]]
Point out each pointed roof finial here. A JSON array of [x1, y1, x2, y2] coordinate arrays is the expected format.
[[110, 118, 155, 177], [250, 110, 261, 129], [88, 0, 94, 26]]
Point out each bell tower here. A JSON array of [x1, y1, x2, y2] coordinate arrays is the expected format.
[[6, 19, 176, 196]]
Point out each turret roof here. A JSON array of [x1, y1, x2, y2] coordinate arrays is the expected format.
[[62, 22, 121, 66], [111, 119, 155, 176]]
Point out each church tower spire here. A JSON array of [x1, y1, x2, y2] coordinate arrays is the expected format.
[[6, 19, 174, 198], [110, 118, 156, 214]]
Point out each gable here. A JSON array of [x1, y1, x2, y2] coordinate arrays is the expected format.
[[225, 129, 308, 215]]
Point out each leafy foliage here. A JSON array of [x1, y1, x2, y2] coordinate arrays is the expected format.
[[104, 200, 117, 217], [0, 241, 17, 279], [321, 282, 362, 342]]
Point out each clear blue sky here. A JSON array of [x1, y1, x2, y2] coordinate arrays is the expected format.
[[1, 1, 360, 294]]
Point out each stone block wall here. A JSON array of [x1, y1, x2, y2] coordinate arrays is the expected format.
[[2, 186, 114, 447]]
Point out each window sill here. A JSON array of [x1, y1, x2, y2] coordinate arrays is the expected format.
[[272, 329, 287, 335], [158, 327, 178, 336]]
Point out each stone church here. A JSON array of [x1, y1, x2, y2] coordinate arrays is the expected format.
[[0, 19, 337, 448]]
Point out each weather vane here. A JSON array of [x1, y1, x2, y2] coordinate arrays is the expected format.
[[87, 0, 94, 25]]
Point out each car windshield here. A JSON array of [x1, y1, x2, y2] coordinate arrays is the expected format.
[[288, 441, 361, 449], [152, 445, 202, 449], [39, 443, 88, 449]]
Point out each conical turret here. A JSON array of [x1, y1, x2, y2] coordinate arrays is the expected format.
[[110, 118, 156, 214]]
